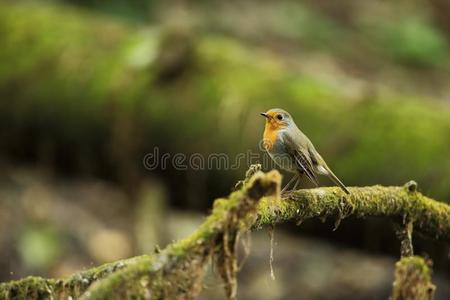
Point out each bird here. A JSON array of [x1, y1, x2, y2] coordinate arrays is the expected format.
[[260, 108, 350, 194]]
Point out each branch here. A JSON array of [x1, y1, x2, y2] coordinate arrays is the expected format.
[[0, 256, 148, 300], [1, 168, 449, 299], [1, 170, 281, 300], [256, 181, 450, 240]]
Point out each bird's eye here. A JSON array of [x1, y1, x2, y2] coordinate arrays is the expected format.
[[276, 114, 283, 120]]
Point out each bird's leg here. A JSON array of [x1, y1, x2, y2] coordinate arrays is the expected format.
[[292, 176, 301, 191], [281, 174, 299, 193]]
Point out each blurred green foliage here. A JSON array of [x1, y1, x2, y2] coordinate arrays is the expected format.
[[369, 18, 449, 68], [18, 224, 62, 271], [59, 0, 157, 22], [0, 1, 450, 205]]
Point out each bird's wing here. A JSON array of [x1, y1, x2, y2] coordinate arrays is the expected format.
[[308, 142, 350, 194], [282, 133, 319, 186], [294, 150, 319, 186]]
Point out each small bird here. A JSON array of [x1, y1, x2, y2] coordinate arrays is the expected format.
[[261, 108, 350, 194]]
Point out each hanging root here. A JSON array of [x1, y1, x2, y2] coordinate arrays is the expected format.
[[81, 169, 281, 300], [268, 225, 276, 281], [395, 219, 414, 257], [214, 170, 281, 299], [214, 224, 239, 299]]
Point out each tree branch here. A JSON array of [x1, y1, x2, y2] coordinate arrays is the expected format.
[[1, 169, 281, 300], [1, 168, 449, 299], [256, 181, 450, 240]]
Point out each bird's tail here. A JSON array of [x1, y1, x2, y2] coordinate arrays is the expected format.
[[326, 168, 350, 195]]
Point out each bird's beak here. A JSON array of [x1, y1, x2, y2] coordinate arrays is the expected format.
[[260, 112, 268, 118]]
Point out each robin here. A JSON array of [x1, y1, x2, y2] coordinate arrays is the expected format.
[[261, 108, 350, 194]]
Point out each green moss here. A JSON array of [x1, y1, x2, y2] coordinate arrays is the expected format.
[[0, 276, 56, 300], [256, 184, 450, 240], [391, 256, 435, 300], [80, 257, 155, 300], [397, 257, 431, 280], [0, 256, 148, 300], [80, 170, 280, 299]]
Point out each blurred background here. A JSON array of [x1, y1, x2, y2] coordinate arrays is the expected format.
[[1, 0, 450, 299]]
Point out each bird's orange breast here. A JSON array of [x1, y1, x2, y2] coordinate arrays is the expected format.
[[263, 124, 280, 151]]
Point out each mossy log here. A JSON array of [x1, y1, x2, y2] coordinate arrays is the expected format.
[[1, 167, 449, 299]]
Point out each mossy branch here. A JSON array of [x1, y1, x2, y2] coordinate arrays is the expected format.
[[256, 180, 450, 240], [1, 168, 449, 299], [0, 169, 281, 300]]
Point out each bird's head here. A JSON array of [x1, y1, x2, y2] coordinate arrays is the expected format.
[[260, 108, 293, 130]]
